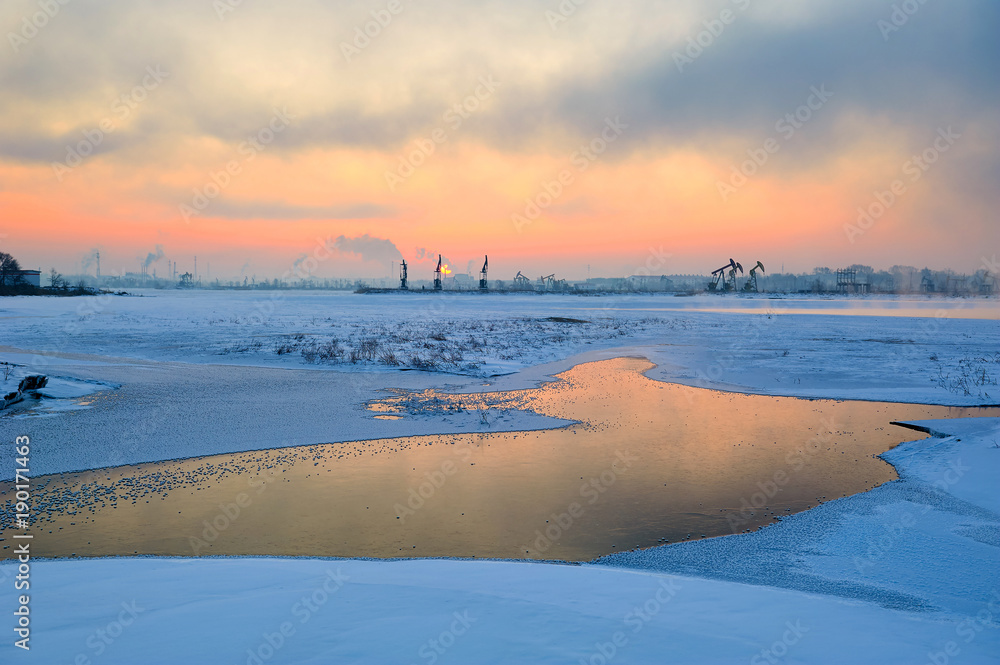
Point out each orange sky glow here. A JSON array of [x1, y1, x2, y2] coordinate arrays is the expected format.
[[1, 1, 996, 280]]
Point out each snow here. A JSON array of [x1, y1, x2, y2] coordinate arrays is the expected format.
[[1, 290, 997, 404], [2, 291, 999, 663], [598, 418, 1000, 621], [886, 418, 1000, 514], [0, 360, 111, 417], [5, 419, 998, 663], [2, 554, 997, 665], [2, 291, 997, 479], [0, 360, 571, 480]]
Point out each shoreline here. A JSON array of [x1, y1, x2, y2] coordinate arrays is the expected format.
[[595, 416, 1000, 615], [3, 357, 995, 563], [4, 417, 997, 662]]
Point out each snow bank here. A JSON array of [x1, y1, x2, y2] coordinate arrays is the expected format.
[[2, 291, 997, 404], [1, 556, 996, 665], [0, 361, 570, 481], [598, 418, 1000, 639], [1, 364, 111, 416], [1, 421, 997, 663]]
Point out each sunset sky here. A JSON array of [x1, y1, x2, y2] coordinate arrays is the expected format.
[[1, 0, 997, 280]]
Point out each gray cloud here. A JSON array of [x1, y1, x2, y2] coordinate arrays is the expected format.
[[1, 0, 996, 162], [209, 201, 396, 220], [484, 1, 1000, 156], [333, 234, 403, 267]]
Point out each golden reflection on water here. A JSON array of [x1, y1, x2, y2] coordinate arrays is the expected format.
[[2, 357, 995, 561]]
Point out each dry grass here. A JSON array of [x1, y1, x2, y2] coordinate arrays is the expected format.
[[212, 315, 681, 375], [934, 353, 1000, 400]]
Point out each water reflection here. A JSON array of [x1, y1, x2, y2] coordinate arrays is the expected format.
[[2, 358, 995, 561]]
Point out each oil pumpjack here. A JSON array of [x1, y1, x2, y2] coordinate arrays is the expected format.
[[479, 256, 489, 290], [708, 258, 742, 292], [399, 259, 408, 290], [433, 255, 443, 290], [743, 261, 765, 292], [725, 261, 743, 291]]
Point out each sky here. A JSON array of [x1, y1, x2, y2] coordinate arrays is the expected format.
[[0, 0, 998, 281]]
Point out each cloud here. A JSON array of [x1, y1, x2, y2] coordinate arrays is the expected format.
[[481, 1, 1000, 158], [1, 0, 996, 162], [333, 234, 402, 267], [208, 201, 396, 220]]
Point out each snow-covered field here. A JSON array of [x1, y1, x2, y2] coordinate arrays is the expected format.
[[1, 290, 998, 403], [1, 418, 997, 664], [1, 290, 999, 663]]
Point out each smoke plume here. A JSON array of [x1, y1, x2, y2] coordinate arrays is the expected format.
[[334, 234, 402, 268], [142, 245, 165, 268]]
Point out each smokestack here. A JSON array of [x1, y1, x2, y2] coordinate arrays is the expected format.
[[194, 256, 197, 282]]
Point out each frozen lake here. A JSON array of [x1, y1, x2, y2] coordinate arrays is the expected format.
[[4, 358, 995, 561]]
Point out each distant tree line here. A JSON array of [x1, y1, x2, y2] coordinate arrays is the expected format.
[[0, 251, 103, 296], [0, 251, 22, 287]]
